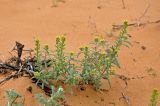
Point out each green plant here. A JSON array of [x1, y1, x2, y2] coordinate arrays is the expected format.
[[34, 42, 56, 89], [32, 21, 130, 92], [64, 52, 79, 93], [79, 41, 108, 89], [34, 39, 42, 72], [33, 71, 52, 89], [35, 86, 65, 106], [52, 36, 79, 92], [6, 89, 23, 106], [52, 35, 66, 80], [79, 21, 130, 90], [33, 40, 52, 89], [150, 89, 159, 106], [43, 44, 54, 68]]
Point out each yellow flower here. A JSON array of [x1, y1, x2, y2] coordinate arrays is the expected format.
[[100, 39, 105, 44], [123, 20, 128, 26], [79, 46, 84, 51], [56, 36, 60, 43], [94, 36, 100, 43], [79, 45, 88, 51], [101, 51, 106, 55], [70, 52, 74, 56], [110, 67, 118, 74], [44, 44, 49, 50], [34, 71, 40, 77], [60, 35, 66, 42], [84, 46, 89, 51]]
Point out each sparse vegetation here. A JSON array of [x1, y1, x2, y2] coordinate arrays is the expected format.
[[51, 0, 65, 7], [0, 0, 159, 105], [6, 89, 23, 106], [34, 39, 42, 72], [32, 21, 130, 92], [146, 67, 157, 77], [35, 86, 64, 106], [150, 89, 159, 106], [1, 21, 131, 106]]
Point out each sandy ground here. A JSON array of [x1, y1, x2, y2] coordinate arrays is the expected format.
[[0, 0, 160, 106]]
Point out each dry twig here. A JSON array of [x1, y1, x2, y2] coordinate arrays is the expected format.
[[119, 92, 131, 106], [112, 19, 160, 30], [116, 74, 130, 89], [0, 65, 23, 84], [122, 0, 126, 9]]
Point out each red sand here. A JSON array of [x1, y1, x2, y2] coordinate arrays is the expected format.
[[0, 0, 160, 106]]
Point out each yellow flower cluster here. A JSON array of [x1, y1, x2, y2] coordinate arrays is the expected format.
[[94, 36, 105, 44], [34, 71, 40, 77], [56, 35, 66, 43], [79, 45, 89, 51]]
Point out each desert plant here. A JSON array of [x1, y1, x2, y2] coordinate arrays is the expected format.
[[79, 41, 109, 89], [150, 89, 159, 106], [32, 21, 130, 91], [79, 21, 130, 90], [33, 71, 52, 89], [33, 40, 53, 89], [35, 86, 65, 106], [52, 36, 79, 92], [43, 44, 54, 68], [52, 35, 67, 80], [33, 36, 78, 91], [34, 39, 42, 72], [6, 89, 23, 106], [44, 44, 50, 68], [64, 52, 79, 93]]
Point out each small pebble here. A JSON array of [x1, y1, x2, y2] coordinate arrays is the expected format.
[[86, 95, 89, 98], [97, 6, 102, 9], [141, 46, 146, 50], [26, 86, 32, 93], [101, 98, 104, 102]]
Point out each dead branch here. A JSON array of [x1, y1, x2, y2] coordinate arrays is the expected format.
[[112, 19, 160, 30], [0, 74, 14, 84], [17, 65, 23, 74], [115, 74, 130, 89], [119, 92, 131, 106], [0, 73, 22, 85], [12, 48, 33, 52], [15, 42, 24, 66], [0, 64, 23, 84], [0, 63, 20, 71], [0, 43, 54, 95]]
